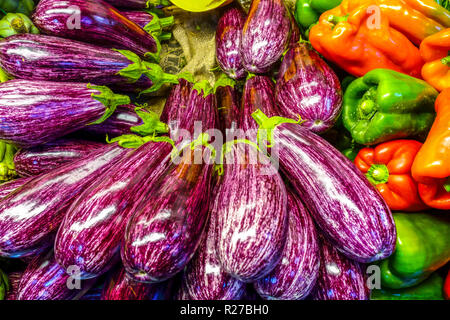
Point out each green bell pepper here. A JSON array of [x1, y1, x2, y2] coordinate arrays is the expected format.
[[0, 0, 35, 17], [294, 0, 342, 31], [371, 272, 445, 300], [0, 12, 39, 38], [342, 69, 438, 146], [379, 212, 450, 289], [0, 268, 9, 300]]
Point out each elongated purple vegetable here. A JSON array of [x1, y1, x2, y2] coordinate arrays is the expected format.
[[54, 140, 173, 279], [0, 177, 33, 199], [214, 141, 288, 283], [214, 75, 241, 138], [0, 34, 177, 93], [0, 80, 130, 148], [17, 250, 94, 300], [122, 139, 214, 283], [81, 105, 143, 139], [241, 0, 291, 73], [102, 266, 172, 300], [216, 7, 246, 79], [254, 189, 319, 300], [160, 78, 193, 125], [182, 208, 246, 300], [121, 10, 174, 40], [121, 11, 155, 28], [14, 139, 104, 177], [33, 0, 159, 58], [252, 111, 396, 263], [311, 236, 370, 300], [0, 144, 129, 258], [5, 271, 23, 300], [275, 42, 342, 133]]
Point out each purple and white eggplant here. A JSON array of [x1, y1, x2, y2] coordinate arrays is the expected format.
[[0, 80, 130, 148], [214, 75, 241, 138], [0, 34, 178, 94], [254, 189, 319, 300], [5, 271, 23, 300], [0, 144, 129, 258], [252, 111, 396, 263], [241, 0, 291, 73], [160, 77, 193, 125], [0, 177, 32, 199], [275, 42, 342, 133], [122, 138, 214, 283], [33, 0, 159, 59], [17, 250, 94, 300], [311, 236, 370, 300], [121, 10, 174, 41], [14, 139, 104, 177], [216, 7, 246, 79], [54, 140, 174, 279]]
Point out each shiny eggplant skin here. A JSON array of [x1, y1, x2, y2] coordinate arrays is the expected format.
[[214, 141, 288, 283], [54, 142, 173, 279], [0, 79, 129, 148], [160, 78, 193, 125], [275, 42, 342, 133], [14, 139, 103, 177], [269, 123, 396, 263], [122, 143, 214, 283], [17, 250, 93, 300], [216, 7, 246, 79], [182, 207, 246, 300], [0, 144, 129, 258], [241, 0, 291, 73], [82, 105, 143, 139], [32, 0, 158, 57], [5, 271, 23, 300], [215, 82, 241, 138], [254, 189, 319, 300], [311, 236, 370, 300], [0, 177, 33, 199], [0, 34, 155, 92], [102, 266, 171, 300], [121, 11, 153, 29]]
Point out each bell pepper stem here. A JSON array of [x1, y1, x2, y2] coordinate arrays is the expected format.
[[444, 177, 450, 193], [441, 56, 450, 66], [366, 164, 390, 185], [327, 14, 349, 26]]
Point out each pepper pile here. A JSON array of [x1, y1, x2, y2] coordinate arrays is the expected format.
[[0, 0, 448, 301]]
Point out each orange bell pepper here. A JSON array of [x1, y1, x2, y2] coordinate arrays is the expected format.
[[309, 1, 424, 78], [354, 140, 429, 211], [411, 89, 450, 210], [420, 28, 450, 92]]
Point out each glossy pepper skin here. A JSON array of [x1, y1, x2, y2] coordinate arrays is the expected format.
[[371, 272, 445, 300], [411, 89, 450, 210], [342, 69, 438, 146], [420, 28, 450, 92], [444, 270, 450, 300], [379, 212, 450, 289], [354, 140, 428, 211], [309, 0, 426, 78], [294, 0, 342, 30]]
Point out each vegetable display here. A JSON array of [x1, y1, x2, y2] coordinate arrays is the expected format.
[[0, 0, 448, 303]]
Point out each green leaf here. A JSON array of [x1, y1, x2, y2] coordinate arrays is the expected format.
[[131, 107, 169, 136], [192, 80, 214, 98], [213, 74, 236, 93], [87, 84, 131, 125]]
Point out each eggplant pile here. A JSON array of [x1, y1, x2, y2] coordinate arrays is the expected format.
[[0, 0, 398, 301]]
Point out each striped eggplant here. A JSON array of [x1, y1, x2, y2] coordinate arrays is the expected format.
[[17, 250, 94, 300], [252, 111, 397, 263], [121, 10, 174, 40], [214, 75, 240, 138], [311, 236, 370, 300], [254, 189, 320, 300], [160, 77, 193, 125], [0, 34, 178, 94], [0, 80, 130, 148], [54, 140, 173, 279], [14, 139, 104, 177], [275, 42, 343, 133], [0, 177, 33, 199], [216, 7, 246, 80], [174, 282, 191, 300], [0, 144, 129, 258], [241, 0, 291, 73], [102, 266, 172, 300], [5, 271, 22, 300], [240, 75, 280, 142], [182, 208, 246, 300], [81, 105, 143, 139], [214, 140, 288, 283], [122, 139, 214, 283], [32, 0, 159, 58]]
